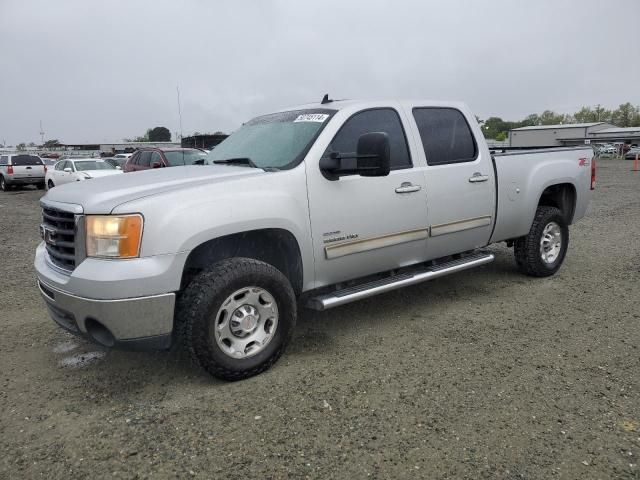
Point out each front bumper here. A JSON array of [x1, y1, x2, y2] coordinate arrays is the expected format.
[[38, 280, 175, 349], [35, 242, 188, 350]]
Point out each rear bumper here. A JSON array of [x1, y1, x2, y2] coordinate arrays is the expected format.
[[37, 279, 174, 350], [6, 176, 44, 185]]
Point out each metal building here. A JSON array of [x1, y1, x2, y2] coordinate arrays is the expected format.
[[509, 122, 616, 147], [587, 127, 640, 146]]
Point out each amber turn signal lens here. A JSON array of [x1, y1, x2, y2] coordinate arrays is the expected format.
[[86, 214, 143, 258]]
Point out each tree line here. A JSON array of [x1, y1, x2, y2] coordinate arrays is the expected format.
[[480, 102, 640, 141], [123, 127, 227, 142], [124, 126, 172, 143], [6, 126, 229, 150]]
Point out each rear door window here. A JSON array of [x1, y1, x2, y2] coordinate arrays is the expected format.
[[11, 155, 43, 166], [412, 108, 477, 166]]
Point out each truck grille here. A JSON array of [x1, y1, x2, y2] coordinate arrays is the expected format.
[[41, 206, 77, 271]]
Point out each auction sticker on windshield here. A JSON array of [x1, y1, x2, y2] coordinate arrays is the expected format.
[[294, 113, 330, 123]]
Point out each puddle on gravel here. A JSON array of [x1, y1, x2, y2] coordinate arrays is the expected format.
[[58, 351, 106, 368], [53, 341, 79, 354]]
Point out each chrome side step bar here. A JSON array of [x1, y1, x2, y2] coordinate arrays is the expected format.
[[306, 251, 495, 311]]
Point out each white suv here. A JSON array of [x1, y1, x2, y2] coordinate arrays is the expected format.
[[0, 154, 46, 191]]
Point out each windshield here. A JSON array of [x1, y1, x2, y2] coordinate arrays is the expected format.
[[74, 161, 115, 171], [206, 109, 336, 169], [164, 150, 208, 166], [104, 158, 126, 167]]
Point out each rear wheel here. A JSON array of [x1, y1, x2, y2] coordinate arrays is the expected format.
[[37, 182, 45, 190], [0, 176, 8, 191], [514, 206, 568, 277], [176, 258, 297, 381]]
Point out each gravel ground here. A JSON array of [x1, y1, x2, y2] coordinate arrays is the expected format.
[[1, 159, 639, 479]]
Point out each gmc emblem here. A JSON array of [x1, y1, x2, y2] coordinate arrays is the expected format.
[[39, 225, 57, 245]]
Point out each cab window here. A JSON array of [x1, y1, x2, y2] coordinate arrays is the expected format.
[[324, 108, 412, 170]]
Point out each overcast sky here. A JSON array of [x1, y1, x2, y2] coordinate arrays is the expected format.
[[0, 0, 638, 145]]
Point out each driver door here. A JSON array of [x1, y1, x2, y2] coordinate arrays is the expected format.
[[306, 107, 429, 288], [58, 161, 73, 185]]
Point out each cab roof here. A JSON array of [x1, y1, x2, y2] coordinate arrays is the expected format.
[[274, 98, 470, 114]]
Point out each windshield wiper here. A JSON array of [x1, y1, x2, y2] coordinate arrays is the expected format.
[[213, 157, 258, 168]]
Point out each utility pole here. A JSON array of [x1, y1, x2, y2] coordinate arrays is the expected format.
[[176, 85, 184, 141], [39, 120, 45, 145]]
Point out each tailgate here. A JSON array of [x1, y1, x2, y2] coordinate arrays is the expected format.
[[11, 155, 45, 178]]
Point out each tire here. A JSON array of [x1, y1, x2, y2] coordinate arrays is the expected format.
[[0, 176, 7, 191], [47, 180, 55, 190], [37, 182, 45, 190], [176, 257, 297, 381], [514, 206, 569, 277]]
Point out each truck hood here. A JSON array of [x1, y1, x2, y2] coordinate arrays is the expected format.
[[43, 165, 266, 213]]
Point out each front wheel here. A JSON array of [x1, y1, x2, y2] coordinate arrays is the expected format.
[[176, 258, 297, 381], [514, 206, 569, 277]]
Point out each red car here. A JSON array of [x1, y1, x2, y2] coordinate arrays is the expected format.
[[123, 147, 208, 172]]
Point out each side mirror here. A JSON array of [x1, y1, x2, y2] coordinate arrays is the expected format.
[[151, 162, 162, 169], [63, 167, 72, 173], [355, 132, 390, 177], [319, 132, 391, 180]]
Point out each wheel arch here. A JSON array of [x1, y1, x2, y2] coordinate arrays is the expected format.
[[180, 228, 304, 295], [537, 182, 577, 224]]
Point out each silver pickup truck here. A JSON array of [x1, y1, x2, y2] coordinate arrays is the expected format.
[[35, 99, 595, 380]]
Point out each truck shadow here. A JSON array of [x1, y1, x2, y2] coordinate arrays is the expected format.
[[289, 246, 523, 356], [64, 246, 525, 391]]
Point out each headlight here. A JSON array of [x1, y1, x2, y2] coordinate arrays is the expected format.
[[86, 214, 143, 258]]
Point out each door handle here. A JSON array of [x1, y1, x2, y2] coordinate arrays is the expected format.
[[395, 182, 422, 193], [469, 172, 489, 183]]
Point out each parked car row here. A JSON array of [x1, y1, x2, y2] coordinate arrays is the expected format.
[[0, 148, 211, 192], [596, 143, 638, 157], [624, 146, 640, 160]]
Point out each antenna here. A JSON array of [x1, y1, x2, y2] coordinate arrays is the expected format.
[[176, 85, 184, 141], [39, 120, 45, 145], [321, 93, 332, 104]]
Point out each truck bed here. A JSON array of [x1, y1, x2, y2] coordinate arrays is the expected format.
[[490, 146, 594, 243]]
